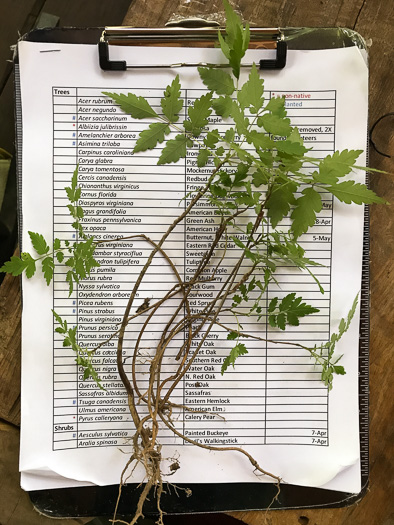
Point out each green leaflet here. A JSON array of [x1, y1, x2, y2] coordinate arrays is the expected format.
[[237, 63, 264, 112], [42, 256, 55, 285], [326, 180, 388, 205], [290, 187, 322, 239], [231, 236, 246, 250], [247, 130, 273, 150], [231, 101, 249, 136], [219, 0, 250, 79], [65, 185, 80, 203], [158, 134, 192, 165], [231, 142, 254, 163], [227, 331, 238, 341], [133, 122, 170, 153], [228, 23, 245, 80], [218, 30, 230, 60], [65, 165, 80, 203], [103, 91, 158, 119], [275, 139, 308, 156], [266, 181, 298, 228], [317, 149, 363, 184], [218, 170, 232, 187], [222, 0, 242, 49], [258, 113, 292, 137], [212, 95, 233, 118], [56, 251, 64, 263], [288, 127, 304, 145], [221, 342, 248, 374], [198, 67, 235, 95], [184, 93, 212, 137], [28, 231, 49, 255], [210, 184, 227, 198], [7, 255, 26, 278], [21, 252, 36, 279], [66, 271, 74, 296], [264, 96, 286, 117], [232, 163, 249, 187], [204, 129, 221, 148], [257, 150, 274, 167], [224, 128, 235, 143], [223, 0, 242, 48], [160, 75, 183, 122], [252, 168, 270, 188], [197, 149, 210, 168]]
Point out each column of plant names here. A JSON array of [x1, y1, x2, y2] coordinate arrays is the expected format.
[[52, 87, 186, 450], [52, 87, 335, 450]]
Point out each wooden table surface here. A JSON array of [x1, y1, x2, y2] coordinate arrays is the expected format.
[[0, 0, 393, 524]]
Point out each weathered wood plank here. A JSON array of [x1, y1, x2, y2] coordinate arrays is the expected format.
[[239, 0, 356, 27], [123, 0, 181, 26], [0, 267, 21, 426], [0, 421, 91, 525], [353, 0, 394, 125], [42, 0, 132, 27]]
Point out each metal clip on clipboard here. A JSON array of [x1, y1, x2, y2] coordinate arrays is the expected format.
[[98, 26, 287, 71]]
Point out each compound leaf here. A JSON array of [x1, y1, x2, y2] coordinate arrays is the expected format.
[[269, 293, 319, 329]]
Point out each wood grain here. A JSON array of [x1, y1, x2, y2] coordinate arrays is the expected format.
[[0, 266, 21, 426], [42, 0, 132, 27]]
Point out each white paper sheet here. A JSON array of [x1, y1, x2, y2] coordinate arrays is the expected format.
[[18, 41, 368, 495]]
